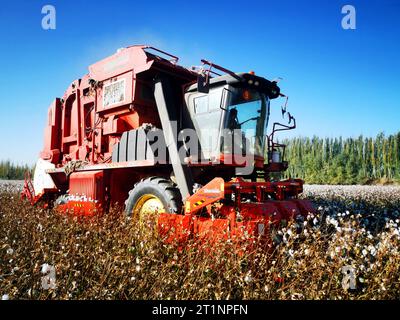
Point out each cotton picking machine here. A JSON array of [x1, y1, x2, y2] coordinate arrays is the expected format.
[[22, 45, 315, 244]]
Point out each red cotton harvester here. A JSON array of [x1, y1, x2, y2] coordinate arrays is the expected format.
[[22, 45, 315, 245]]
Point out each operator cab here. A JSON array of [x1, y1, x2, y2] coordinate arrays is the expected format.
[[184, 72, 280, 170]]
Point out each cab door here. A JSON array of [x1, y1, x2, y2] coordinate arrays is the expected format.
[[185, 87, 225, 162]]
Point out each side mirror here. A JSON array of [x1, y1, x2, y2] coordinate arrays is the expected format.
[[197, 73, 210, 93]]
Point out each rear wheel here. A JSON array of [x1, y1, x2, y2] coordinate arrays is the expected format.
[[125, 177, 182, 231]]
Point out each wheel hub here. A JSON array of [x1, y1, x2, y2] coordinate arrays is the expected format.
[[133, 194, 165, 231]]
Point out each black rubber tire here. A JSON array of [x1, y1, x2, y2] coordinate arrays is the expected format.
[[124, 177, 182, 217]]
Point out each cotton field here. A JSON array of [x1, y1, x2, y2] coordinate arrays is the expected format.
[[0, 180, 23, 194], [0, 181, 399, 299]]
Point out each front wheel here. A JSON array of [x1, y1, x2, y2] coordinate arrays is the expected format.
[[124, 177, 182, 230]]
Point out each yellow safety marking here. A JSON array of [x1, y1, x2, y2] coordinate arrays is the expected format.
[[194, 200, 205, 207]]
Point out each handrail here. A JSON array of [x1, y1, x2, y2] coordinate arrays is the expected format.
[[200, 59, 241, 80], [143, 46, 179, 64]]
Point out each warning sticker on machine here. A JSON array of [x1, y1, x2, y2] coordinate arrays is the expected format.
[[103, 78, 125, 107]]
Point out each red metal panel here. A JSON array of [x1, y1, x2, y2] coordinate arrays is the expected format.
[[273, 200, 301, 220], [88, 46, 153, 82], [236, 202, 283, 224], [40, 98, 62, 163], [184, 177, 225, 214], [194, 217, 230, 242], [102, 115, 129, 135], [57, 201, 100, 217], [69, 170, 104, 202], [158, 214, 192, 243]]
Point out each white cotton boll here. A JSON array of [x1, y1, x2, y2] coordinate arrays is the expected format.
[[244, 273, 252, 283], [326, 216, 331, 224], [368, 245, 377, 256], [2, 294, 9, 300], [41, 263, 51, 274], [6, 248, 14, 255]]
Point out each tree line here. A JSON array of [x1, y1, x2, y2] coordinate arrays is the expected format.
[[282, 132, 400, 184], [0, 160, 31, 180]]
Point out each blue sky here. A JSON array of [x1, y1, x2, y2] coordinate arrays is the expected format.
[[0, 0, 399, 165]]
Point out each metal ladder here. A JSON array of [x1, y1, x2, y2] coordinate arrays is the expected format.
[[21, 171, 35, 204]]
